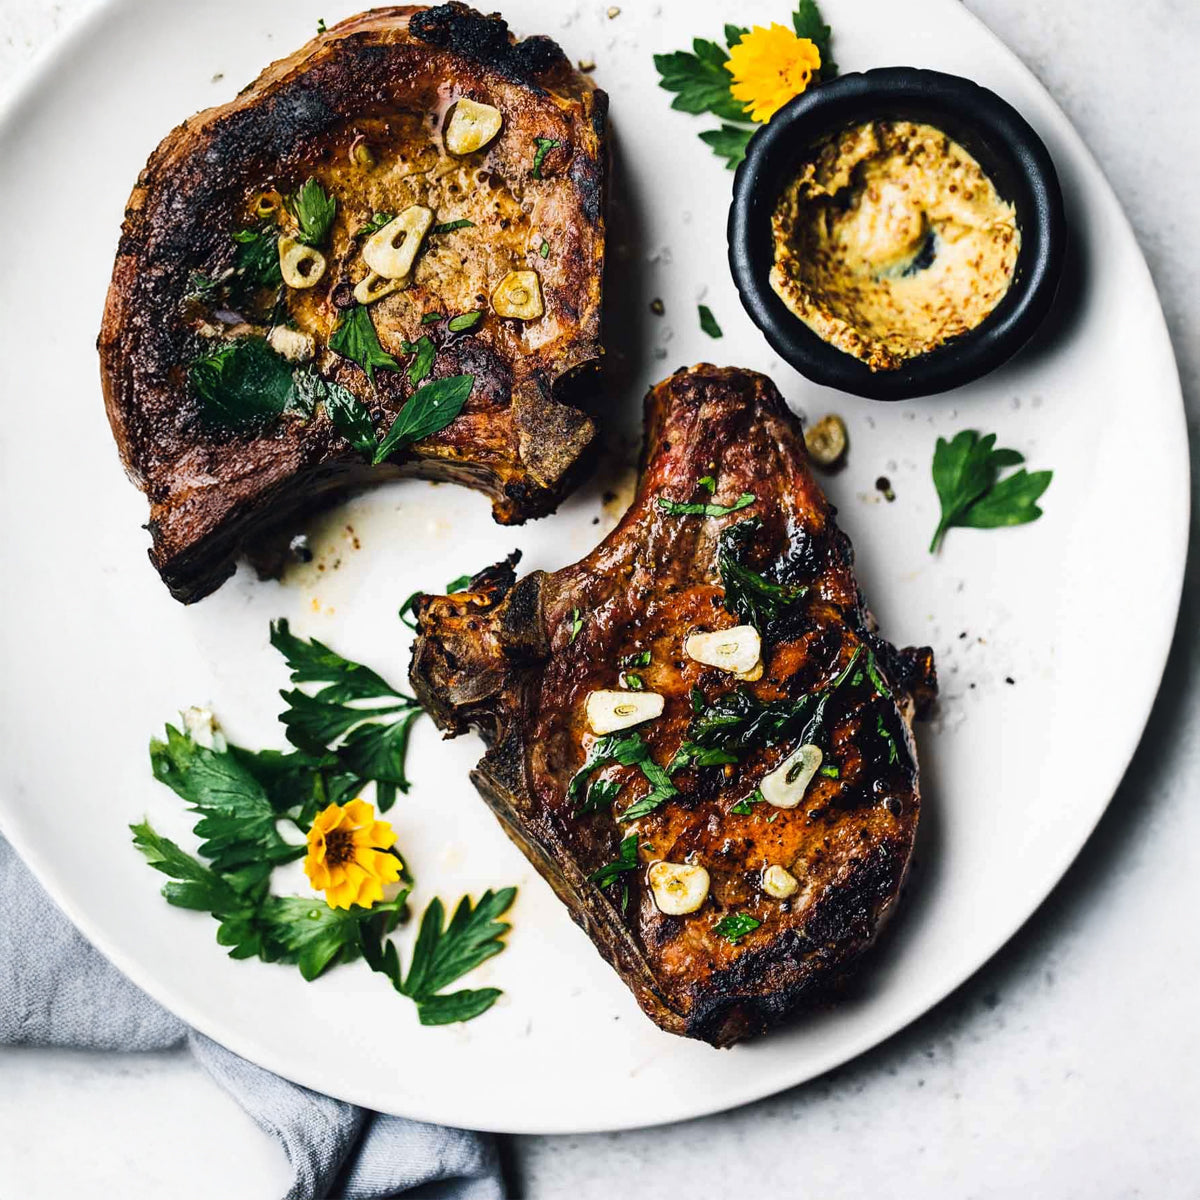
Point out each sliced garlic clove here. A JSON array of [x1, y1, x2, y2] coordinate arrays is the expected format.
[[735, 661, 764, 682], [648, 861, 710, 915], [266, 325, 315, 362], [684, 624, 762, 676], [761, 864, 799, 899], [353, 270, 403, 306], [278, 236, 327, 289], [760, 743, 823, 809], [363, 205, 433, 280], [444, 98, 504, 156], [585, 689, 664, 735], [491, 269, 544, 320], [804, 413, 848, 468]]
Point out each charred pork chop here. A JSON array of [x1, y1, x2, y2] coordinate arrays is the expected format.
[[100, 4, 606, 603], [411, 365, 936, 1046]]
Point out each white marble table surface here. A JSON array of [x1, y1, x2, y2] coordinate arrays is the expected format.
[[1, 1, 1197, 1196]]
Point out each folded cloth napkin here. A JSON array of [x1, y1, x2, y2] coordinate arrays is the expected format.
[[0, 837, 504, 1200]]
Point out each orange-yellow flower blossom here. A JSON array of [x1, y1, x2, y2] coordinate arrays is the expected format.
[[726, 24, 822, 124], [304, 799, 401, 910]]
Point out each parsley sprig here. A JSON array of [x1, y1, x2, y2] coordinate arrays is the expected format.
[[288, 178, 337, 247], [271, 619, 422, 812], [653, 2, 837, 170], [929, 430, 1053, 552], [322, 310, 475, 461], [132, 819, 408, 978], [361, 888, 516, 1025], [133, 624, 519, 1022]]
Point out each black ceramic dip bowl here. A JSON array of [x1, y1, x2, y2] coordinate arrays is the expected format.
[[728, 67, 1066, 400]]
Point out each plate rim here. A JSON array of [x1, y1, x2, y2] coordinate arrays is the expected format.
[[0, 0, 1189, 1134]]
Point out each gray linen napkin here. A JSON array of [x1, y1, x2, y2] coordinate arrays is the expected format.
[[0, 837, 504, 1200]]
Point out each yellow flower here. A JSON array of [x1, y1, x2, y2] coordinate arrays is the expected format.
[[726, 24, 822, 124], [304, 798, 402, 910]]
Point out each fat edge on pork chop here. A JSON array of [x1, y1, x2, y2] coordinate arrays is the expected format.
[[411, 364, 937, 1046], [99, 4, 607, 603]]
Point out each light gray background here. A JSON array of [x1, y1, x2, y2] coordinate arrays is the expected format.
[[2, 1, 1197, 1195]]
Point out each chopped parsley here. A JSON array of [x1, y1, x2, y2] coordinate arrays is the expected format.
[[657, 491, 755, 517], [531, 137, 561, 179], [588, 833, 639, 888], [568, 730, 677, 822], [717, 518, 808, 634], [620, 650, 652, 669], [373, 374, 475, 465], [713, 912, 761, 943], [446, 574, 473, 593], [539, 239, 551, 259], [320, 378, 377, 457], [356, 211, 395, 239], [431, 218, 475, 234], [698, 304, 723, 338], [447, 310, 483, 333], [577, 776, 622, 816], [421, 311, 444, 324], [876, 712, 899, 764], [329, 304, 399, 384], [189, 338, 298, 428], [729, 790, 764, 816], [402, 334, 436, 386], [623, 672, 645, 690], [288, 177, 337, 247], [186, 270, 227, 303], [568, 608, 583, 643], [674, 645, 877, 765], [231, 224, 283, 293]]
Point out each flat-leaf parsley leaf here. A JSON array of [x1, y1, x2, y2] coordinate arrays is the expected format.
[[658, 490, 755, 517], [929, 430, 1052, 552], [713, 912, 761, 943], [330, 304, 400, 385], [373, 374, 474, 465]]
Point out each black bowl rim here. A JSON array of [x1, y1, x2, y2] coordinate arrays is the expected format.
[[727, 67, 1067, 401]]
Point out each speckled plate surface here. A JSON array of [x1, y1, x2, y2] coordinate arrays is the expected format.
[[0, 0, 1186, 1133]]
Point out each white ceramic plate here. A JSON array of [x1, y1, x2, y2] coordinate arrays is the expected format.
[[0, 0, 1186, 1134]]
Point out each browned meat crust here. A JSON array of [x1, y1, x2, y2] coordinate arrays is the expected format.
[[99, 4, 607, 602], [410, 365, 937, 1047]]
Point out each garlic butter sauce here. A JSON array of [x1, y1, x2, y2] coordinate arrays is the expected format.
[[769, 120, 1020, 370]]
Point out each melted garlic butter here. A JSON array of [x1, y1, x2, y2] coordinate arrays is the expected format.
[[769, 120, 1020, 370]]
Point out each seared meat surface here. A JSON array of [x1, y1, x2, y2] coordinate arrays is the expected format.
[[100, 4, 606, 602], [411, 365, 936, 1046]]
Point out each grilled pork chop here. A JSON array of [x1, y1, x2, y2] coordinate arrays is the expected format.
[[411, 365, 936, 1046], [100, 4, 606, 602]]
